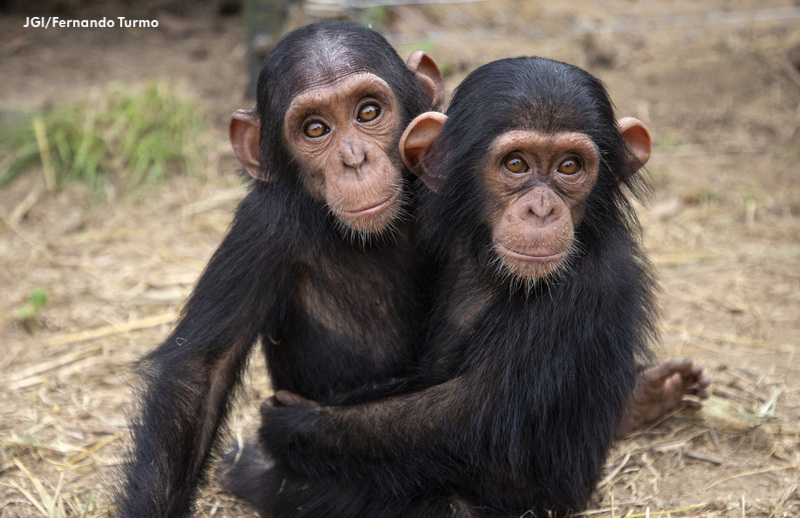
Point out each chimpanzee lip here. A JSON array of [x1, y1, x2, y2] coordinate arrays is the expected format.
[[338, 189, 400, 217], [495, 242, 567, 263]]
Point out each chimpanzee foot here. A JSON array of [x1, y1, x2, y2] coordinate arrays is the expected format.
[[218, 441, 275, 513], [616, 358, 711, 438]]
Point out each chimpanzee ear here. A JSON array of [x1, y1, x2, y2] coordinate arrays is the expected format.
[[399, 111, 447, 191], [399, 112, 447, 170], [407, 51, 445, 112], [229, 109, 265, 181], [617, 117, 651, 170]]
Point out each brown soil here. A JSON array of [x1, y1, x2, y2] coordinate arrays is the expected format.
[[1, 1, 799, 516]]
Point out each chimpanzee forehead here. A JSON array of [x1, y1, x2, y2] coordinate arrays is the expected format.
[[294, 69, 386, 95]]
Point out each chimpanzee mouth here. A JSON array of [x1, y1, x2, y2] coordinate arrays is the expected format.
[[495, 242, 568, 263], [338, 189, 401, 217]]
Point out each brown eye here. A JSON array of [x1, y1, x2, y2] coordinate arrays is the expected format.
[[557, 158, 581, 175], [304, 122, 329, 138], [357, 104, 381, 123], [503, 155, 528, 174]]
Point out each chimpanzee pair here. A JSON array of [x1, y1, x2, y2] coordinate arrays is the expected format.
[[118, 21, 709, 518]]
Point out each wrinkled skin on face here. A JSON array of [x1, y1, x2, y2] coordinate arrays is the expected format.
[[283, 73, 406, 235], [483, 130, 601, 280]]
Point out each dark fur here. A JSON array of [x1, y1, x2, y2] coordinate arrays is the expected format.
[[117, 22, 437, 517], [258, 57, 658, 517]]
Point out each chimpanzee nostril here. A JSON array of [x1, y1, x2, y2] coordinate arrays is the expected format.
[[524, 187, 558, 221], [340, 138, 367, 169]]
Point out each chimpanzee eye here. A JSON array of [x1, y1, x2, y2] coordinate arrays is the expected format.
[[557, 158, 581, 175], [304, 122, 330, 138], [503, 155, 528, 174], [357, 104, 381, 123]]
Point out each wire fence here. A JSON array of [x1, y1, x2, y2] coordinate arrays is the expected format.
[[243, 0, 800, 97], [304, 0, 800, 46]]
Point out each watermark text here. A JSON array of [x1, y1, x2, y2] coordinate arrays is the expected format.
[[23, 17, 159, 29]]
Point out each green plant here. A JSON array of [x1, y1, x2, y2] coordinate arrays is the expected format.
[[360, 6, 390, 30], [80, 493, 99, 518], [0, 82, 203, 196], [742, 183, 761, 207], [398, 40, 434, 55], [17, 288, 48, 330], [658, 134, 678, 152]]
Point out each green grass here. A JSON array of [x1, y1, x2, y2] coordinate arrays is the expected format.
[[0, 82, 203, 196], [16, 288, 48, 331]]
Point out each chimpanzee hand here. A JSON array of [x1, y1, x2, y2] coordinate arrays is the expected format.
[[260, 390, 319, 453], [258, 391, 342, 479]]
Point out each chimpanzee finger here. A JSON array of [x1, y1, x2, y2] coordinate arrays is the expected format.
[[274, 389, 318, 407], [261, 395, 281, 411]]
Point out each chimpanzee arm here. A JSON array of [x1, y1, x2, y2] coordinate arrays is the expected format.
[[260, 370, 488, 492], [118, 190, 295, 517], [261, 315, 631, 507]]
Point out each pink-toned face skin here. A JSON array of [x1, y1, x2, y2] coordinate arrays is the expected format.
[[283, 73, 405, 235], [228, 51, 444, 237], [483, 129, 601, 280], [400, 112, 652, 282]]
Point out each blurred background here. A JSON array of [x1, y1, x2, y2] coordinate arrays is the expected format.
[[1, 1, 799, 516]]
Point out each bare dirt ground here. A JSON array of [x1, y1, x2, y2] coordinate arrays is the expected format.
[[1, 1, 799, 516]]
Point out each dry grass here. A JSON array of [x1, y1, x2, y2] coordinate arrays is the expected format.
[[2, 0, 799, 516]]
